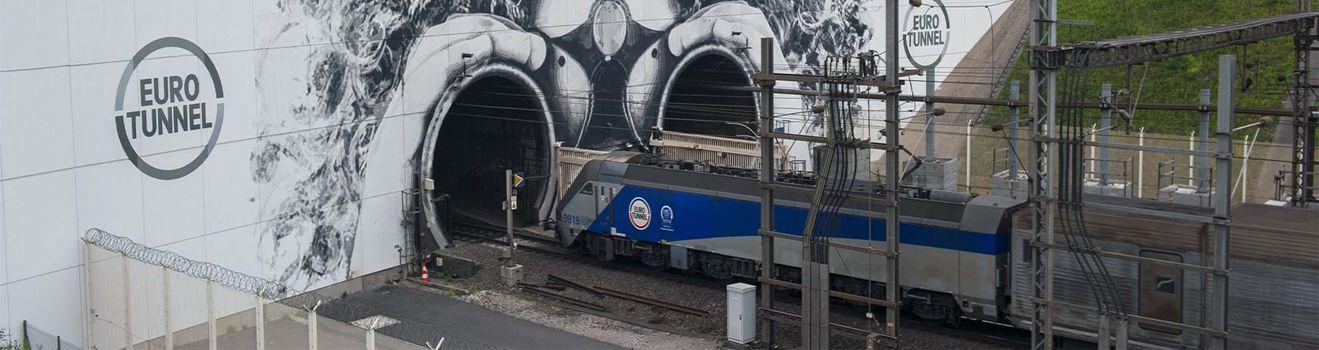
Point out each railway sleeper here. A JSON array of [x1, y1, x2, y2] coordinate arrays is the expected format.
[[575, 232, 966, 327]]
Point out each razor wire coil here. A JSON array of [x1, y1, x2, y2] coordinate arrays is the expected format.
[[83, 228, 287, 299]]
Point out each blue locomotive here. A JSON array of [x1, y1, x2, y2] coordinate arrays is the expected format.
[[554, 154, 1025, 325]]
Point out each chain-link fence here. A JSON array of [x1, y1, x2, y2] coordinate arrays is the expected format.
[[22, 321, 82, 350], [82, 228, 429, 350]]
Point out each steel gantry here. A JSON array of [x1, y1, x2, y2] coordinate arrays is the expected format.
[[1026, 2, 1319, 348], [753, 1, 907, 345], [1027, 1, 1059, 350], [1291, 1, 1319, 206]]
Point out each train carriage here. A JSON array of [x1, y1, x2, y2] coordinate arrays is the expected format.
[[551, 154, 1319, 349], [555, 155, 1025, 324]]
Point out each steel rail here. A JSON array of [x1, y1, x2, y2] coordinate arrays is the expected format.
[[592, 285, 712, 317]]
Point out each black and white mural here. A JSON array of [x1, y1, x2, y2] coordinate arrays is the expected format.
[[0, 0, 1005, 340], [253, 0, 886, 292]]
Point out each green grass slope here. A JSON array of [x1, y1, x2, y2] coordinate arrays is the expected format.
[[989, 0, 1301, 138]]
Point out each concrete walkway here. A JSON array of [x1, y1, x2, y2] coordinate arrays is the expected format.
[[319, 285, 623, 350]]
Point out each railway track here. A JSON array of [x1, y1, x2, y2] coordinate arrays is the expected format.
[[447, 222, 578, 259], [444, 221, 1030, 348]]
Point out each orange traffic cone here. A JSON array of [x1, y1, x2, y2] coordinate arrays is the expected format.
[[421, 263, 430, 283]]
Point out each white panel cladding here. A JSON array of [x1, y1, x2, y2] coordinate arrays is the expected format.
[[71, 63, 134, 167], [208, 51, 261, 143], [133, 0, 198, 48], [0, 286, 9, 338], [0, 132, 6, 287], [157, 237, 209, 336], [0, 68, 76, 178], [202, 139, 260, 235], [354, 192, 405, 278], [6, 265, 85, 348], [205, 228, 267, 321], [196, 0, 256, 53], [3, 171, 78, 282], [0, 3, 5, 70], [0, 0, 69, 71], [75, 161, 146, 242], [141, 151, 205, 247], [361, 112, 408, 200], [66, 0, 137, 65], [0, 0, 1018, 344]]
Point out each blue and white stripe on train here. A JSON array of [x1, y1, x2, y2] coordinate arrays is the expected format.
[[554, 153, 1026, 324]]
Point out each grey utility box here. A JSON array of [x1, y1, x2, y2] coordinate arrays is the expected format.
[[727, 283, 757, 344]]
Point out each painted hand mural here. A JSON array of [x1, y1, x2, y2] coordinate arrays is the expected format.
[[253, 0, 875, 294]]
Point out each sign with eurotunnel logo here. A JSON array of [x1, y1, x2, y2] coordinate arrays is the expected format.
[[113, 37, 225, 180], [903, 0, 952, 69]]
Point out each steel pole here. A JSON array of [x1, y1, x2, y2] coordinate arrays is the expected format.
[[506, 169, 514, 267], [1010, 81, 1022, 180], [1208, 54, 1236, 350], [255, 295, 266, 350], [1029, 0, 1059, 348], [756, 36, 778, 346], [207, 281, 217, 350], [884, 0, 902, 344], [1100, 84, 1112, 186], [122, 254, 133, 350], [82, 244, 94, 349], [1199, 89, 1213, 192], [163, 267, 173, 350], [925, 67, 937, 159], [1097, 315, 1110, 350]]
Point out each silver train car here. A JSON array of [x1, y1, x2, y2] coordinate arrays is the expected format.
[[552, 156, 1319, 348], [1008, 196, 1319, 349], [554, 156, 1024, 325]]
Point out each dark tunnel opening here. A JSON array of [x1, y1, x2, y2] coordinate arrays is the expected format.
[[663, 54, 758, 137], [433, 76, 549, 228]]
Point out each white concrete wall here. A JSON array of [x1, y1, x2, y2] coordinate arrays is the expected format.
[[0, 0, 1012, 346], [0, 0, 413, 345]]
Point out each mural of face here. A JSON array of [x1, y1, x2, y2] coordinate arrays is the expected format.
[[254, 0, 875, 294]]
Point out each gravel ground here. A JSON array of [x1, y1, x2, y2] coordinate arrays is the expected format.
[[428, 236, 1026, 350]]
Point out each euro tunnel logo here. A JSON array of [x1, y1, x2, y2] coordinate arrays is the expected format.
[[903, 0, 952, 69], [113, 37, 224, 180], [629, 197, 651, 231]]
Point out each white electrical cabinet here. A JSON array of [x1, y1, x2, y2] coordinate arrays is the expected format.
[[726, 283, 757, 344]]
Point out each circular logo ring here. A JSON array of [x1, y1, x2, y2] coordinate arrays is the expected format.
[[628, 197, 651, 230], [903, 0, 952, 70], [114, 37, 225, 180]]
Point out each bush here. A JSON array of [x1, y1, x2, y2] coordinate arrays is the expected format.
[[0, 329, 24, 350]]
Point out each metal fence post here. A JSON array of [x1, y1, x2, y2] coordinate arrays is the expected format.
[[1198, 88, 1212, 192], [163, 267, 173, 350], [1115, 316, 1129, 350], [121, 254, 133, 350], [1208, 54, 1236, 350], [1189, 131, 1197, 186], [1090, 123, 1098, 181], [925, 66, 937, 159], [1100, 84, 1113, 185], [207, 281, 217, 350], [1097, 315, 1110, 349], [82, 244, 95, 349], [1242, 135, 1251, 203], [1137, 128, 1145, 198], [309, 301, 321, 350], [255, 295, 266, 350], [966, 119, 972, 190], [1010, 80, 1022, 180]]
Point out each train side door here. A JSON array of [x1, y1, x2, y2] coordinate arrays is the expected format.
[[593, 184, 616, 232], [1138, 250, 1184, 335]]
